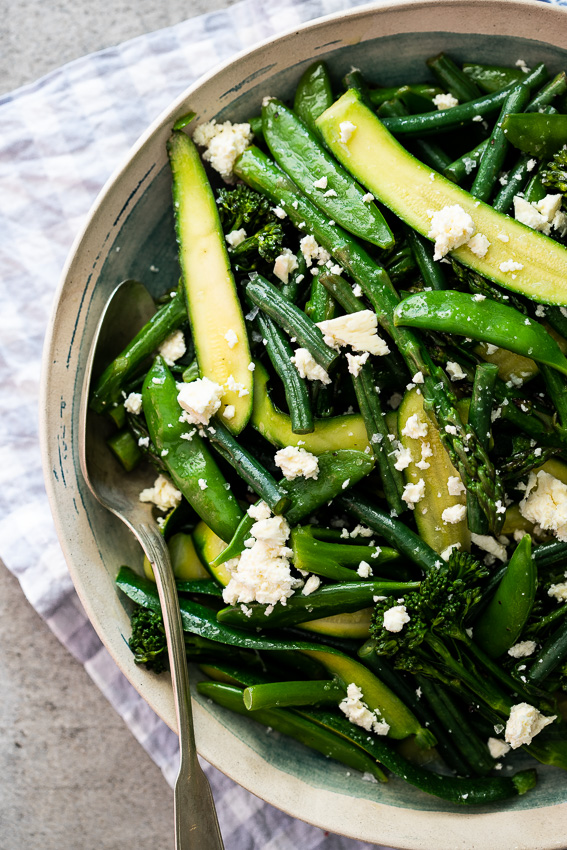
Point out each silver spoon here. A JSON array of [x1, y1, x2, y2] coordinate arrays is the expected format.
[[78, 279, 224, 850]]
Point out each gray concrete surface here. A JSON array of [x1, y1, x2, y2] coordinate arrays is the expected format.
[[1, 3, 237, 847]]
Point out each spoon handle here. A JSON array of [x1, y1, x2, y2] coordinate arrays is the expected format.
[[141, 523, 224, 850]]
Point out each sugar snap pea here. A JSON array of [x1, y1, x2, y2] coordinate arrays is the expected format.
[[291, 525, 402, 581], [293, 60, 334, 134], [502, 112, 567, 158], [462, 62, 524, 93], [394, 291, 567, 377]]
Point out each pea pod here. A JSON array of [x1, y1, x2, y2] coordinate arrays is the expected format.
[[217, 580, 418, 630], [291, 525, 402, 581], [293, 60, 334, 134], [394, 292, 567, 377], [462, 62, 524, 93], [474, 535, 536, 658], [262, 98, 394, 248], [300, 648, 436, 746], [502, 112, 567, 158], [142, 357, 243, 542], [197, 681, 388, 783]]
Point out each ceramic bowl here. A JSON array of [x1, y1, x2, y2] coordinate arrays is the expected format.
[[40, 1, 567, 846]]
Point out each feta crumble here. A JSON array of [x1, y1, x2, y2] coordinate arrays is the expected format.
[[158, 329, 186, 366], [401, 414, 428, 439], [402, 479, 426, 509], [362, 192, 374, 203], [442, 504, 467, 524], [300, 235, 330, 267], [339, 121, 357, 143], [223, 405, 236, 420], [177, 377, 223, 426], [346, 351, 370, 377], [470, 533, 508, 561], [193, 119, 253, 181], [274, 446, 319, 481], [487, 738, 511, 759], [393, 445, 413, 471], [520, 470, 567, 542], [139, 474, 182, 512], [447, 476, 466, 496], [273, 248, 299, 284], [433, 92, 459, 110], [467, 232, 491, 258], [508, 640, 537, 658], [383, 605, 411, 633], [225, 228, 247, 248], [446, 360, 467, 381], [291, 348, 331, 384], [357, 561, 372, 578], [427, 204, 475, 260], [224, 329, 239, 349], [124, 392, 143, 415], [339, 683, 390, 735], [313, 176, 328, 189], [499, 259, 524, 273], [302, 575, 321, 596], [317, 310, 389, 356], [505, 703, 556, 749]]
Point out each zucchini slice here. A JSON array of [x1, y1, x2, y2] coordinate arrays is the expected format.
[[168, 130, 253, 433], [316, 89, 567, 306]]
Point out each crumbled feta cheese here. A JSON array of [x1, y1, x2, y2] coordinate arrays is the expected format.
[[224, 329, 239, 349], [158, 329, 186, 367], [177, 377, 223, 426], [485, 343, 499, 355], [487, 738, 511, 759], [401, 414, 428, 439], [225, 228, 247, 248], [313, 176, 328, 190], [362, 192, 374, 203], [433, 92, 459, 110], [505, 703, 556, 749], [441, 542, 461, 561], [442, 504, 467, 524], [271, 206, 287, 219], [291, 348, 331, 384], [508, 640, 537, 658], [339, 683, 390, 735], [273, 248, 298, 284], [383, 605, 410, 633], [535, 194, 563, 222], [499, 259, 524, 273], [317, 310, 389, 356], [346, 351, 370, 377], [138, 435, 150, 448], [339, 121, 357, 143], [139, 474, 182, 512], [520, 471, 567, 542], [427, 204, 475, 260], [527, 158, 537, 172], [548, 578, 567, 602], [357, 561, 372, 578], [193, 119, 253, 181], [124, 392, 143, 415], [471, 533, 508, 561], [274, 445, 319, 481], [515, 58, 530, 74], [222, 405, 235, 420], [553, 210, 567, 237], [198, 478, 208, 490], [248, 501, 272, 521], [514, 195, 550, 233], [324, 188, 338, 198], [402, 479, 426, 509], [472, 114, 483, 122], [393, 445, 413, 471], [222, 511, 296, 608], [416, 441, 433, 471], [497, 232, 510, 242], [446, 360, 467, 381], [467, 232, 490, 258], [299, 235, 330, 268], [447, 475, 466, 496], [302, 575, 321, 596]]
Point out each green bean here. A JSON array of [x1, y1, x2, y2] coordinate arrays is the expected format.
[[243, 679, 345, 710], [339, 491, 442, 573], [471, 84, 532, 202], [197, 681, 388, 783], [525, 72, 567, 113], [444, 139, 489, 184], [255, 311, 314, 434], [540, 364, 567, 430], [492, 152, 536, 213], [533, 539, 567, 570], [217, 580, 419, 630], [427, 53, 482, 102], [527, 616, 567, 686], [368, 84, 442, 107], [404, 226, 447, 290], [246, 273, 339, 372], [377, 98, 451, 171], [381, 64, 547, 137], [342, 68, 374, 109], [90, 288, 186, 414], [467, 363, 499, 534], [293, 60, 334, 135], [106, 429, 142, 472], [206, 418, 289, 514], [305, 277, 335, 418]]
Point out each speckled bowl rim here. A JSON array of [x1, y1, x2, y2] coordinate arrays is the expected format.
[[40, 1, 567, 847]]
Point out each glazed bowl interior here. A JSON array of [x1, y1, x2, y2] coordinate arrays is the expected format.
[[41, 2, 567, 847]]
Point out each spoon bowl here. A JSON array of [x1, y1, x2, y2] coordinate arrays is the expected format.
[[78, 279, 224, 850]]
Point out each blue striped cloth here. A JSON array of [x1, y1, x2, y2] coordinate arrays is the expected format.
[[0, 0, 565, 847]]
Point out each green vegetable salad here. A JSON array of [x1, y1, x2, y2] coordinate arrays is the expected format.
[[91, 53, 567, 807]]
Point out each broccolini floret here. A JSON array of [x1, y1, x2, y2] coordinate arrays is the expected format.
[[542, 148, 567, 196], [128, 605, 168, 673], [216, 184, 285, 271]]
